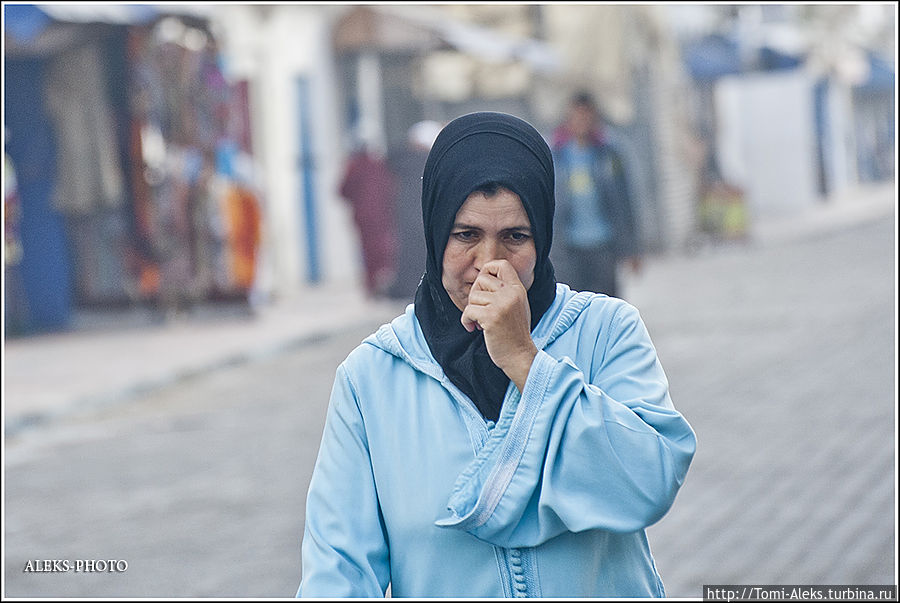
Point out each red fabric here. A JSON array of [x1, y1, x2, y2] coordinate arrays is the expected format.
[[225, 184, 262, 291], [339, 151, 398, 294], [551, 124, 606, 150]]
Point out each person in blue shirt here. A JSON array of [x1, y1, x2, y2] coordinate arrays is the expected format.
[[297, 111, 696, 598], [551, 91, 643, 299]]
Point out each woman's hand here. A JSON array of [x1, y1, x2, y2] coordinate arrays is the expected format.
[[461, 260, 538, 393]]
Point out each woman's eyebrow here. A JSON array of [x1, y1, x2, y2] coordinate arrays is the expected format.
[[451, 221, 532, 231], [452, 223, 532, 231]]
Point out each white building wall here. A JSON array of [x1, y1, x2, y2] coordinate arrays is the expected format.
[[715, 70, 819, 218], [210, 5, 359, 303], [823, 80, 858, 196], [303, 8, 361, 290]]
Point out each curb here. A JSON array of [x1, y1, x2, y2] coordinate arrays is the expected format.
[[750, 184, 896, 246], [4, 314, 392, 439]]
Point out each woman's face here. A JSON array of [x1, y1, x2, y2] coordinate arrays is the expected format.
[[441, 187, 537, 312]]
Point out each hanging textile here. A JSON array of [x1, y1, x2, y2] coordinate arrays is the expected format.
[[124, 19, 264, 307], [4, 149, 31, 335], [44, 40, 125, 214], [4, 57, 74, 330], [223, 182, 262, 292], [4, 151, 23, 268]]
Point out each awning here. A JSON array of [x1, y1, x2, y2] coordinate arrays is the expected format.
[[389, 6, 560, 73], [4, 4, 55, 42], [4, 3, 158, 42], [682, 34, 743, 82], [337, 5, 561, 74], [4, 3, 213, 55], [682, 32, 804, 82], [855, 52, 895, 93]]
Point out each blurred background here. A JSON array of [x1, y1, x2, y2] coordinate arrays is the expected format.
[[3, 2, 897, 599]]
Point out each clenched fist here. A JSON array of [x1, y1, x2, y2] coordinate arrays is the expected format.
[[461, 259, 538, 393]]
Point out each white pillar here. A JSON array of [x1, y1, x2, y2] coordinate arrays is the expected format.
[[355, 51, 387, 155], [824, 80, 858, 195]]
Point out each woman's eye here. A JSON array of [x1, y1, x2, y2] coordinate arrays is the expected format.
[[452, 231, 475, 241], [507, 232, 530, 243]]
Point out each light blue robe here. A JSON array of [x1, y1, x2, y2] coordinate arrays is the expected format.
[[298, 284, 696, 598]]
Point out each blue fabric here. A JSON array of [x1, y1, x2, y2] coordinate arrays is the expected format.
[[2, 4, 52, 42], [298, 284, 696, 598], [3, 4, 158, 43], [4, 58, 74, 332], [856, 52, 895, 93], [552, 137, 639, 259], [558, 142, 612, 247]]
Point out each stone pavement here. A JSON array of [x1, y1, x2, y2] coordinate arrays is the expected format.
[[6, 182, 891, 439], [3, 280, 408, 437], [629, 183, 897, 597], [2, 181, 896, 598]]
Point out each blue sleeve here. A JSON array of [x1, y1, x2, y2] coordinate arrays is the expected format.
[[297, 364, 390, 597], [435, 302, 696, 548]]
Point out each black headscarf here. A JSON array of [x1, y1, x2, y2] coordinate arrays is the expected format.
[[413, 112, 557, 422]]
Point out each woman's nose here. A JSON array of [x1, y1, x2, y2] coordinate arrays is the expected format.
[[473, 238, 503, 270]]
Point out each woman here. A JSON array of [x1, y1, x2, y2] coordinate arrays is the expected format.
[[297, 112, 696, 597]]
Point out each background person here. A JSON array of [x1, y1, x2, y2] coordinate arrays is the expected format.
[[386, 120, 443, 302], [551, 91, 642, 299], [338, 141, 398, 299]]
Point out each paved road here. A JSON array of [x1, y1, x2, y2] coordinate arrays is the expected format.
[[4, 210, 896, 598], [4, 324, 368, 598], [637, 216, 896, 596]]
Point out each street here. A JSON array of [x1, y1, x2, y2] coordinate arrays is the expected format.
[[4, 207, 896, 598], [636, 215, 896, 596]]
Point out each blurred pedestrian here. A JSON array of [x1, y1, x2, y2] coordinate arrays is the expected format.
[[386, 120, 443, 301], [298, 112, 695, 598], [551, 91, 642, 298], [338, 142, 398, 298]]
